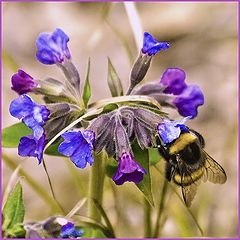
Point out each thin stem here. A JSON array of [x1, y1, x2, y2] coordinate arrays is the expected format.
[[143, 197, 152, 238], [88, 151, 106, 221], [126, 85, 134, 95], [42, 159, 65, 214], [153, 178, 168, 238], [2, 153, 64, 214], [124, 2, 143, 52]]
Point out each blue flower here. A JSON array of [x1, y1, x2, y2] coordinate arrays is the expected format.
[[157, 117, 191, 145], [60, 222, 84, 238], [9, 94, 50, 139], [18, 134, 46, 164], [36, 28, 71, 65], [142, 32, 170, 56], [112, 152, 147, 185], [11, 70, 38, 95], [160, 68, 204, 118], [58, 130, 95, 168]]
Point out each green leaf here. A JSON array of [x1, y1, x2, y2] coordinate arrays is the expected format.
[[44, 138, 64, 157], [5, 224, 26, 238], [105, 158, 118, 178], [2, 122, 32, 148], [83, 57, 91, 108], [132, 142, 154, 206], [2, 182, 25, 232], [149, 148, 162, 165], [81, 227, 107, 238], [107, 58, 123, 97]]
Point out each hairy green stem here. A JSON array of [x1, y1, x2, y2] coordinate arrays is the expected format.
[[88, 151, 106, 221], [143, 198, 152, 238], [153, 178, 168, 237], [2, 153, 64, 214]]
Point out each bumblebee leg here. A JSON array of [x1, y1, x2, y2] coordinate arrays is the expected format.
[[165, 162, 175, 181]]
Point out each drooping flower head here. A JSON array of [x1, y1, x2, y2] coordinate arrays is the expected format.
[[142, 32, 170, 56], [9, 94, 50, 139], [160, 68, 204, 118], [112, 152, 147, 185], [112, 116, 146, 185], [36, 28, 71, 65], [18, 134, 46, 164], [58, 130, 95, 168], [157, 116, 191, 145], [60, 222, 84, 238], [11, 70, 38, 95]]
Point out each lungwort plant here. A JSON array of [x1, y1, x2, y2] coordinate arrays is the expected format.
[[2, 28, 226, 238]]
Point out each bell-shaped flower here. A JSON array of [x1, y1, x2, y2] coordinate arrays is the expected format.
[[9, 94, 49, 139], [157, 117, 191, 145], [36, 28, 71, 65], [58, 130, 95, 168], [60, 222, 84, 238], [112, 152, 147, 185], [142, 32, 170, 56], [18, 134, 46, 164], [112, 116, 146, 185], [11, 69, 38, 95]]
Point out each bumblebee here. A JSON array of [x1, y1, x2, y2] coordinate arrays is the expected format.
[[157, 129, 227, 207]]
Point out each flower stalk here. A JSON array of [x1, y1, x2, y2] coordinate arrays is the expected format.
[[143, 198, 152, 237], [88, 151, 107, 221], [153, 178, 168, 238]]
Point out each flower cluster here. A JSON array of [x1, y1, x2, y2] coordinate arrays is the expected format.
[[24, 216, 84, 238], [9, 28, 204, 187]]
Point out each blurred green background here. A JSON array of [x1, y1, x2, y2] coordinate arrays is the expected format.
[[2, 2, 238, 238]]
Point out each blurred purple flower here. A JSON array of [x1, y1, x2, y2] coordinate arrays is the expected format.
[[36, 28, 71, 64], [11, 69, 38, 95], [18, 134, 46, 164], [58, 130, 95, 168], [157, 117, 190, 145], [112, 152, 147, 185], [60, 222, 84, 238], [142, 32, 170, 56], [9, 94, 49, 139], [160, 68, 204, 118]]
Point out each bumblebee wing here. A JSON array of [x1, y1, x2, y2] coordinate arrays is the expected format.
[[180, 169, 200, 207], [203, 150, 227, 184]]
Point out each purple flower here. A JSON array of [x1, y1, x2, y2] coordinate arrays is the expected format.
[[142, 32, 170, 56], [58, 130, 95, 168], [160, 68, 204, 118], [160, 68, 187, 95], [9, 94, 50, 139], [173, 85, 204, 118], [11, 69, 38, 95], [18, 134, 46, 164], [112, 152, 147, 185], [36, 28, 71, 65], [60, 222, 84, 238], [157, 117, 190, 145]]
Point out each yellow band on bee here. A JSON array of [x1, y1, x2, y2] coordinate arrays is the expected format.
[[173, 167, 204, 186], [169, 133, 197, 155]]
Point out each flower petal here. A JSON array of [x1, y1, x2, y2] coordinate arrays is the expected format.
[[60, 222, 84, 238], [11, 70, 37, 95], [58, 130, 95, 168], [18, 134, 46, 163], [173, 85, 204, 118], [160, 68, 187, 95], [142, 32, 170, 56], [36, 28, 71, 65], [112, 152, 146, 185], [157, 117, 190, 144]]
